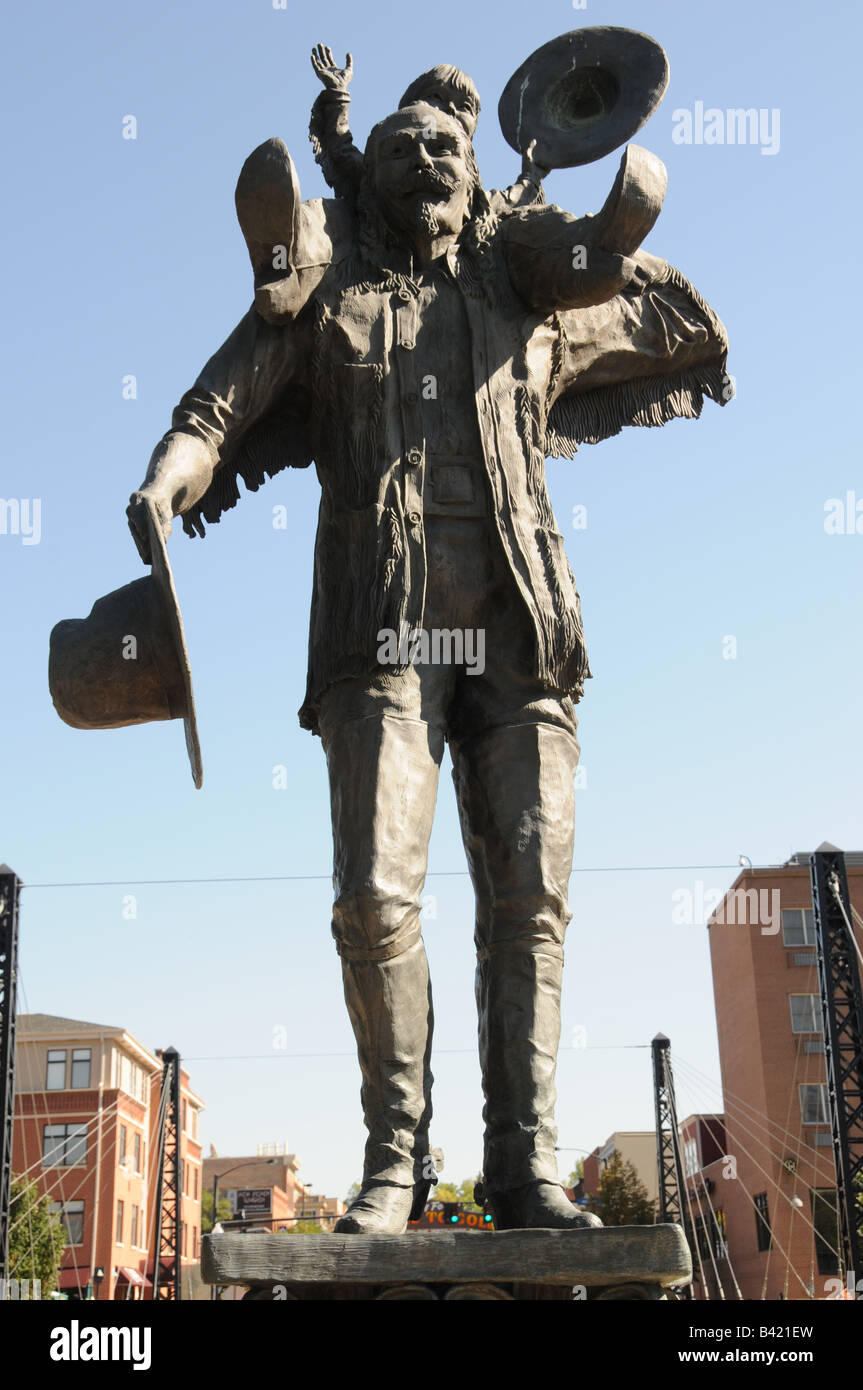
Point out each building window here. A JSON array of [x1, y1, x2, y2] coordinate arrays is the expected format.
[[116, 1199, 125, 1244], [713, 1207, 728, 1260], [133, 1132, 141, 1173], [182, 1222, 187, 1257], [182, 1099, 188, 1132], [183, 1160, 188, 1196], [130, 1205, 139, 1247], [70, 1049, 92, 1089], [50, 1199, 85, 1246], [189, 1107, 199, 1140], [754, 1192, 771, 1252], [810, 1189, 839, 1277], [193, 1166, 198, 1200], [799, 1084, 830, 1125], [683, 1138, 699, 1177], [43, 1123, 87, 1167], [116, 1052, 144, 1100], [119, 1125, 127, 1166], [789, 994, 822, 1034], [782, 908, 815, 947], [45, 1050, 66, 1090]]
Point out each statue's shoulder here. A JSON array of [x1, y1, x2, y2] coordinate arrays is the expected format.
[[298, 196, 357, 269]]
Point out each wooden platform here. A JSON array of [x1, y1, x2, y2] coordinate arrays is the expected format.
[[201, 1225, 691, 1301]]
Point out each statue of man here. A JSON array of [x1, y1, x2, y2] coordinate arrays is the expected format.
[[127, 93, 728, 1234]]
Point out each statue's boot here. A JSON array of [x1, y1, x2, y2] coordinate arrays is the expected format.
[[477, 945, 603, 1231], [334, 939, 434, 1235]]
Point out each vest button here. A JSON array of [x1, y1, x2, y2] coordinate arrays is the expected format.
[[408, 511, 422, 527], [406, 448, 422, 465], [397, 288, 412, 301]]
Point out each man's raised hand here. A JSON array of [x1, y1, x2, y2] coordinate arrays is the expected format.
[[126, 488, 173, 566], [310, 44, 353, 93]]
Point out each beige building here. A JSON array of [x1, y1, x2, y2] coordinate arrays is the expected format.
[[583, 1130, 659, 1210]]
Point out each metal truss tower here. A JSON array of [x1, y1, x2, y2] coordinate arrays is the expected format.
[[652, 1032, 692, 1296], [0, 867, 22, 1285], [810, 847, 863, 1292], [152, 1046, 181, 1300]]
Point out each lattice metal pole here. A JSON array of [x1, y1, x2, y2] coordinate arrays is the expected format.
[[652, 1032, 692, 1296], [810, 848, 863, 1293], [0, 865, 22, 1285], [152, 1047, 181, 1300]]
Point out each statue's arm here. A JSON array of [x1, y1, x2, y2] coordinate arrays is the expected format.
[[549, 257, 729, 405], [309, 90, 364, 201], [309, 44, 363, 202], [502, 146, 668, 312], [127, 308, 301, 561], [501, 202, 644, 313]]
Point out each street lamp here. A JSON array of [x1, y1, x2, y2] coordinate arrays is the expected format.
[[209, 1158, 275, 1300]]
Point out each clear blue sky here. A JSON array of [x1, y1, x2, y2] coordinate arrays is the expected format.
[[2, 0, 861, 1198]]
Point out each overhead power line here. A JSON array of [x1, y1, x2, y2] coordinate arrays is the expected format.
[[21, 863, 742, 890]]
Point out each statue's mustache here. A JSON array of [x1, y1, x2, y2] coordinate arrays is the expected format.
[[398, 168, 460, 199]]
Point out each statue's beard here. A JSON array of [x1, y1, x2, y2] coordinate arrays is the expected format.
[[417, 202, 441, 236], [392, 168, 463, 237]]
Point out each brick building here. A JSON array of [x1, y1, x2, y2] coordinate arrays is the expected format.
[[693, 850, 863, 1300], [12, 1015, 204, 1298]]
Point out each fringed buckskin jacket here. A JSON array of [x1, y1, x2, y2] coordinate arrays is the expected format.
[[154, 196, 729, 734]]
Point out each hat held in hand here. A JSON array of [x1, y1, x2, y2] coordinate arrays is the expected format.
[[49, 500, 202, 788]]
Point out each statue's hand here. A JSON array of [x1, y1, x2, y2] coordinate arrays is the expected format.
[[126, 487, 173, 566], [310, 44, 353, 93], [521, 138, 550, 186]]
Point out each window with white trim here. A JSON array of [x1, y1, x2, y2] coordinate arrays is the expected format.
[[45, 1050, 66, 1090], [43, 1123, 87, 1167], [799, 1084, 829, 1125], [50, 1199, 85, 1245], [70, 1049, 91, 1089], [782, 909, 815, 947], [789, 994, 822, 1034]]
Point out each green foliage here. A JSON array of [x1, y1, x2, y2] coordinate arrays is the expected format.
[[201, 1188, 235, 1233], [433, 1176, 482, 1211], [281, 1219, 325, 1235], [8, 1176, 67, 1294], [588, 1150, 656, 1226], [567, 1158, 585, 1186]]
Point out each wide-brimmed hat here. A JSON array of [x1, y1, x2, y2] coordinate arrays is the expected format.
[[49, 503, 202, 788], [498, 26, 670, 170]]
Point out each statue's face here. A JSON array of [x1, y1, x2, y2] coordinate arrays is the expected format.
[[418, 84, 479, 140], [369, 106, 472, 242]]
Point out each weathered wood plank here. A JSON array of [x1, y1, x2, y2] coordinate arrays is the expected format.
[[202, 1225, 690, 1288]]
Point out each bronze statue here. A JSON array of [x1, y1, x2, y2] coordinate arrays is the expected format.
[[51, 29, 730, 1235]]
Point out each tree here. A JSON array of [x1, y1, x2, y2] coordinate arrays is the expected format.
[[588, 1151, 655, 1226], [567, 1158, 585, 1187], [7, 1176, 67, 1295], [433, 1176, 482, 1211], [201, 1188, 234, 1233], [281, 1218, 325, 1235]]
